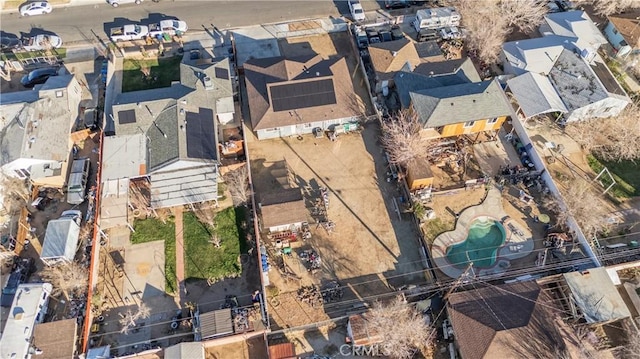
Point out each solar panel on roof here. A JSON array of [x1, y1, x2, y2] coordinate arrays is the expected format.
[[269, 78, 336, 112], [185, 108, 217, 160], [118, 109, 136, 124], [214, 67, 229, 80]]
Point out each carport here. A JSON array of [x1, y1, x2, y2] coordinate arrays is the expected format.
[[506, 72, 568, 119]]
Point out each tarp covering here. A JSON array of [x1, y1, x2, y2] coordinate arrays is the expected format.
[[41, 218, 80, 264]]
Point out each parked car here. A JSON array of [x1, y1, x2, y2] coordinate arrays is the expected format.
[[21, 34, 63, 51], [0, 37, 21, 52], [83, 107, 99, 130], [379, 29, 393, 42], [148, 19, 188, 37], [439, 26, 462, 40], [391, 25, 404, 40], [21, 67, 59, 88], [106, 0, 142, 7], [110, 24, 150, 42], [385, 0, 410, 9], [1, 258, 35, 307], [348, 0, 366, 22], [61, 210, 83, 225], [547, 1, 562, 13], [557, 0, 576, 10], [19, 1, 52, 16]]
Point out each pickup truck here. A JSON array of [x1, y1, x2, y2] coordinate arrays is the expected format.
[[148, 19, 188, 37], [110, 24, 149, 42], [21, 34, 62, 51]]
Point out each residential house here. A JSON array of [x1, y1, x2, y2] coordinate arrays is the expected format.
[[32, 318, 78, 359], [101, 54, 234, 214], [243, 55, 361, 140], [0, 75, 83, 187], [604, 10, 640, 58], [539, 10, 608, 62], [259, 188, 308, 233], [538, 267, 636, 356], [368, 38, 421, 90], [503, 11, 630, 122], [394, 67, 512, 139], [447, 281, 579, 359], [0, 283, 53, 359]]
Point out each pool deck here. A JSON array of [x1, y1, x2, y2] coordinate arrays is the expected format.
[[431, 186, 534, 278]]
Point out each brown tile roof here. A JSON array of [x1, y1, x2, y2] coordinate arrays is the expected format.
[[33, 318, 77, 359], [608, 10, 640, 49], [244, 55, 359, 131], [260, 188, 303, 206], [348, 314, 384, 346], [268, 343, 296, 359], [448, 281, 565, 359], [368, 38, 421, 80]]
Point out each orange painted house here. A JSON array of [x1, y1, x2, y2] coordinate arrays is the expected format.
[[394, 61, 513, 139]]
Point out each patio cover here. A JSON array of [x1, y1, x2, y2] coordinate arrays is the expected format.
[[86, 345, 111, 359], [507, 72, 568, 118], [198, 308, 234, 340], [149, 162, 218, 209], [563, 267, 632, 323], [100, 178, 129, 229]]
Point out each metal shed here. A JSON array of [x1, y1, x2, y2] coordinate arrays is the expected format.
[[41, 217, 80, 265]]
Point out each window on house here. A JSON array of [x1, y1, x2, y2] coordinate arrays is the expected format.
[[463, 121, 475, 128], [303, 123, 313, 128], [487, 118, 498, 124], [603, 107, 613, 114], [14, 169, 26, 178], [55, 90, 64, 98], [265, 128, 279, 132]]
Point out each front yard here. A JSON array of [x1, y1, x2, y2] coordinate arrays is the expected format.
[[121, 56, 181, 93]]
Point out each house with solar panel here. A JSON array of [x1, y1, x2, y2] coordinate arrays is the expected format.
[[101, 53, 234, 221], [243, 54, 362, 140], [393, 58, 514, 139], [502, 10, 630, 122]]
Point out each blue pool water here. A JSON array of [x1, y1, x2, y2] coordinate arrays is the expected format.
[[446, 218, 506, 269]]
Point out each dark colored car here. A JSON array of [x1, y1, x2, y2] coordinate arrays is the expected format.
[[1, 257, 35, 307], [379, 29, 393, 42], [417, 28, 438, 42], [385, 0, 410, 9], [83, 108, 100, 130], [391, 25, 404, 40], [21, 67, 59, 88], [0, 36, 21, 53]]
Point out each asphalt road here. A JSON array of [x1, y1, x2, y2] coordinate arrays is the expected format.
[[0, 1, 389, 45]]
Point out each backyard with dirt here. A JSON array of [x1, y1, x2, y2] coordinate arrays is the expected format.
[[248, 122, 429, 329]]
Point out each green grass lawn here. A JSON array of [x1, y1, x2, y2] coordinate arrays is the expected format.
[[130, 217, 177, 293], [183, 207, 244, 282], [587, 154, 639, 199], [121, 56, 181, 93], [1, 48, 67, 62]]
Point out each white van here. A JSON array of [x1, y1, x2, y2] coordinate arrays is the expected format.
[[348, 0, 366, 22], [66, 158, 90, 205]]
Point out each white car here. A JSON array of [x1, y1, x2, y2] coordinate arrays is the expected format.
[[19, 1, 53, 16], [348, 0, 366, 22]]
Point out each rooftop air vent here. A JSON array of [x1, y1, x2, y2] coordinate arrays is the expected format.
[[203, 76, 213, 89]]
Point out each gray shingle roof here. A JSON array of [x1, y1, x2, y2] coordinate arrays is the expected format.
[[413, 57, 481, 82], [394, 71, 469, 108], [410, 79, 512, 127]]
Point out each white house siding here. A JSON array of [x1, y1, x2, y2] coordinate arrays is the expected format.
[[256, 117, 359, 140], [268, 222, 303, 233], [604, 22, 632, 57], [565, 97, 629, 122]]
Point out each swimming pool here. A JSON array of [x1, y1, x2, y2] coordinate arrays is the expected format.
[[446, 217, 506, 269]]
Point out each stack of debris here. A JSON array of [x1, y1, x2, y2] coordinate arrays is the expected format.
[[321, 281, 344, 304], [297, 285, 323, 307], [300, 249, 322, 271]]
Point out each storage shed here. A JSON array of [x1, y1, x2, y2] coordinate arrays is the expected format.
[[405, 159, 434, 191], [41, 217, 80, 266], [347, 314, 384, 346], [259, 188, 308, 233], [197, 308, 234, 340]]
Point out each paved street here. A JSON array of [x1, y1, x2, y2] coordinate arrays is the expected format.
[[0, 0, 389, 45]]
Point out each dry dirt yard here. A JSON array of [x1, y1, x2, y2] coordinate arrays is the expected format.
[[248, 123, 428, 329]]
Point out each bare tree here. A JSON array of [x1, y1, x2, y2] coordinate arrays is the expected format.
[[573, 0, 636, 16], [119, 302, 151, 334], [39, 262, 88, 300], [624, 331, 640, 359], [192, 201, 217, 227], [367, 296, 435, 359], [458, 0, 547, 64], [565, 106, 640, 162], [0, 172, 30, 215], [380, 110, 439, 167], [543, 178, 613, 237], [223, 164, 250, 206]]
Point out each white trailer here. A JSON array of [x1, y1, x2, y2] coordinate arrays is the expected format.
[[40, 211, 82, 266], [413, 7, 461, 32]]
